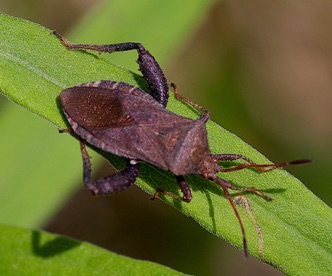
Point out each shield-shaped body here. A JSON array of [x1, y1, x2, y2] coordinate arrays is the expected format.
[[60, 80, 211, 176]]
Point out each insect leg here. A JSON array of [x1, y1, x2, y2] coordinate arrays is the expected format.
[[58, 128, 73, 134], [80, 141, 139, 195], [53, 31, 169, 108], [151, 175, 192, 203], [170, 83, 210, 122], [176, 175, 192, 202], [218, 177, 273, 201]]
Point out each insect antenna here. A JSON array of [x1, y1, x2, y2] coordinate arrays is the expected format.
[[212, 176, 249, 257], [217, 158, 311, 173]]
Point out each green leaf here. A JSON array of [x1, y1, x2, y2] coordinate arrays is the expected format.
[[0, 12, 331, 276], [0, 224, 184, 275]]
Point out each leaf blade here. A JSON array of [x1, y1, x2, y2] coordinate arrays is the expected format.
[[0, 224, 185, 275]]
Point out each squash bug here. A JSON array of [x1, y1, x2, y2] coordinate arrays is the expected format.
[[53, 31, 310, 257]]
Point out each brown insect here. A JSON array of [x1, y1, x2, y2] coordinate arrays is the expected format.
[[54, 31, 310, 257]]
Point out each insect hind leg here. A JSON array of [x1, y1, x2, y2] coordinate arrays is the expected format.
[[80, 141, 139, 195], [53, 30, 169, 108]]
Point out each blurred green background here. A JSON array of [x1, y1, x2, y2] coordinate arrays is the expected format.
[[1, 1, 331, 275]]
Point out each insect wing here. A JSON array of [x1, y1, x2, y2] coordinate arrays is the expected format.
[[60, 86, 133, 129], [60, 86, 203, 171]]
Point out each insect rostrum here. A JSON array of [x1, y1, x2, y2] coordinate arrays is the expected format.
[[54, 31, 310, 257]]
